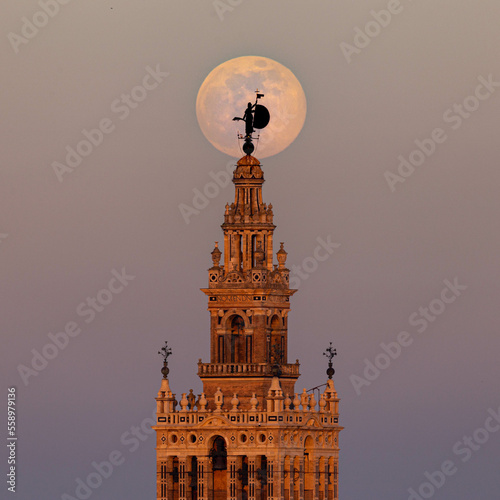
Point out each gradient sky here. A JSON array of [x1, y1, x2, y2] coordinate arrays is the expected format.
[[2, 2, 500, 499]]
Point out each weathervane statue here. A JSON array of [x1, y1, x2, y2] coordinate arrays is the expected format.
[[232, 89, 270, 155], [158, 341, 172, 379], [324, 342, 338, 379]]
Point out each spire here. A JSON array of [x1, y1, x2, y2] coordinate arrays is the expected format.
[[221, 154, 276, 273]]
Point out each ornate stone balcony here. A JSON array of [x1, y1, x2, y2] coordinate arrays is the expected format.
[[197, 362, 300, 378]]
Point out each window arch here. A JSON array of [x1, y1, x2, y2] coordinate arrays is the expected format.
[[229, 315, 244, 363], [209, 436, 227, 471], [304, 436, 315, 495], [269, 315, 284, 364]]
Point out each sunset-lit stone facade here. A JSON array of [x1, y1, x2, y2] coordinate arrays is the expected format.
[[154, 154, 342, 500]]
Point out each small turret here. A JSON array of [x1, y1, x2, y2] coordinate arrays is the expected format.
[[211, 242, 222, 268], [277, 242, 287, 269]]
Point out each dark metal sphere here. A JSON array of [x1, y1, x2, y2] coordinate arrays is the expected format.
[[161, 364, 169, 378], [243, 140, 254, 155], [327, 366, 335, 379]]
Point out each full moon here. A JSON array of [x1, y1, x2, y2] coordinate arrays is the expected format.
[[196, 56, 307, 158]]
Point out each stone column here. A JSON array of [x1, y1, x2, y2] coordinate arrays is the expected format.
[[197, 457, 209, 500], [333, 461, 338, 500], [298, 457, 304, 500], [313, 458, 319, 500], [157, 459, 167, 500], [291, 456, 299, 500], [267, 232, 274, 271], [227, 457, 237, 500], [224, 233, 230, 270], [325, 459, 330, 500], [322, 458, 328, 500], [284, 456, 292, 500], [275, 457, 284, 500], [317, 458, 325, 500], [248, 456, 257, 500], [179, 458, 187, 500], [267, 458, 275, 500], [234, 233, 241, 270]]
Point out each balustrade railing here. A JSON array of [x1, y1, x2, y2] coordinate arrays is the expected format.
[[197, 362, 300, 377]]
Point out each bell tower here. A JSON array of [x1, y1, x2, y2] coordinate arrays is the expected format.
[[199, 153, 299, 411], [154, 93, 343, 500]]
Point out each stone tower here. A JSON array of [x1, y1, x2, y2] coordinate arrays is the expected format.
[[154, 154, 342, 500]]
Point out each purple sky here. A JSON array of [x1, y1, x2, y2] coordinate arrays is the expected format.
[[2, 1, 500, 499]]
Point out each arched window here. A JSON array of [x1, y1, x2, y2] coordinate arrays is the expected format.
[[229, 316, 244, 363], [269, 315, 284, 364], [304, 436, 315, 495], [231, 316, 245, 332], [210, 436, 227, 471]]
